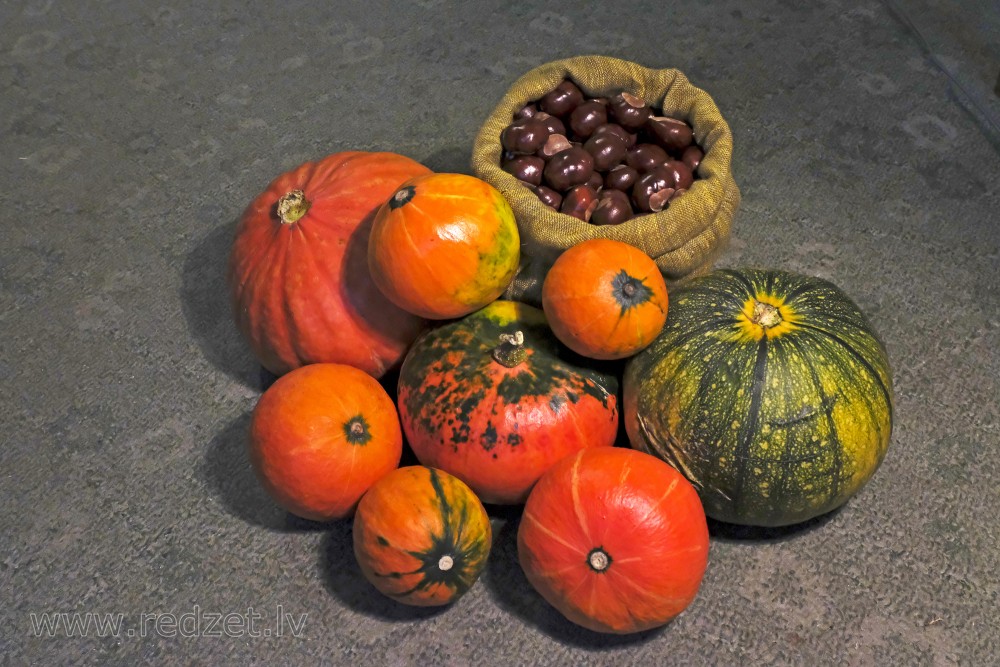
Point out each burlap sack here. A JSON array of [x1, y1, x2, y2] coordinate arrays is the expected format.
[[472, 55, 740, 305]]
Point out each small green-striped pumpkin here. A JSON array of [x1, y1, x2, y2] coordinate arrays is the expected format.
[[624, 268, 893, 527], [353, 466, 491, 606]]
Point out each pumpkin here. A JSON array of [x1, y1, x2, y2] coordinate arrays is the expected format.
[[542, 239, 669, 360], [517, 447, 709, 634], [367, 173, 520, 319], [397, 300, 619, 504], [227, 151, 430, 377], [249, 363, 402, 521], [353, 466, 492, 606], [624, 268, 894, 527]]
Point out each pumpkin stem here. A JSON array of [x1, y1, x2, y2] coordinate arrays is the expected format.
[[438, 555, 454, 571], [276, 189, 310, 224], [587, 547, 611, 573], [752, 300, 783, 329], [622, 281, 637, 298], [492, 330, 527, 368]]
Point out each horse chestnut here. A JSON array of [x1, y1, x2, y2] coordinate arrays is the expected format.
[[591, 189, 633, 225], [646, 116, 694, 154], [681, 144, 704, 172], [502, 154, 545, 186], [569, 100, 608, 139], [543, 147, 594, 192], [501, 118, 550, 155], [583, 133, 627, 171], [609, 92, 650, 130], [625, 143, 669, 173], [560, 185, 598, 221], [604, 164, 639, 192], [532, 185, 563, 210], [540, 80, 584, 117]]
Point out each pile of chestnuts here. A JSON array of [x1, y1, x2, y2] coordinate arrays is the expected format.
[[500, 79, 704, 225]]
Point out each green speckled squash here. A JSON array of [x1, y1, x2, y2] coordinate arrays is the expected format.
[[398, 300, 619, 505], [624, 268, 893, 527]]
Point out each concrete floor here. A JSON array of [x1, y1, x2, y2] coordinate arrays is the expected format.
[[2, 1, 998, 664]]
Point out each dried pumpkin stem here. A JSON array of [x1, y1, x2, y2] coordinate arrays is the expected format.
[[276, 189, 310, 224], [751, 300, 782, 329], [492, 330, 527, 368]]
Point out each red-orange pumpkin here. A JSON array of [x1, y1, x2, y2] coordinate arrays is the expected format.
[[228, 151, 431, 377], [249, 363, 403, 521], [518, 447, 709, 634], [353, 466, 492, 606], [367, 173, 520, 319], [542, 239, 668, 360]]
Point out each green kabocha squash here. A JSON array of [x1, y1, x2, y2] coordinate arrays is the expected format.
[[624, 268, 893, 527]]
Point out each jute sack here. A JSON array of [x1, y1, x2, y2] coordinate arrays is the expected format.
[[471, 55, 740, 305]]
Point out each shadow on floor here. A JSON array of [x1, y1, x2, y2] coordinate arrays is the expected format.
[[481, 512, 668, 650], [707, 505, 843, 543], [201, 411, 330, 533], [317, 522, 448, 622], [180, 219, 262, 389]]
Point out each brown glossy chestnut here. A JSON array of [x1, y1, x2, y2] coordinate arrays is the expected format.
[[501, 117, 550, 155], [543, 146, 594, 192], [625, 143, 669, 173], [538, 133, 573, 158], [502, 154, 545, 186], [592, 123, 636, 149], [531, 184, 563, 210], [604, 164, 639, 192], [632, 169, 674, 212], [534, 112, 567, 139], [646, 116, 694, 154], [681, 144, 704, 172], [609, 92, 651, 130], [662, 159, 694, 191], [583, 133, 627, 171], [568, 100, 608, 139], [559, 184, 598, 221], [591, 189, 633, 225], [540, 80, 584, 117], [514, 104, 539, 120], [586, 171, 604, 193]]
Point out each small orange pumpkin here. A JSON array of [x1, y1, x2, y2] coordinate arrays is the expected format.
[[353, 466, 492, 606], [367, 173, 520, 319], [542, 239, 668, 360], [248, 363, 402, 521]]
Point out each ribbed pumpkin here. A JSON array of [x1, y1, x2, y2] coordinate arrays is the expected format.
[[542, 239, 669, 360], [624, 268, 894, 527], [249, 363, 403, 521], [367, 173, 520, 319], [228, 151, 430, 377], [397, 300, 619, 504], [518, 447, 709, 634], [353, 466, 492, 606]]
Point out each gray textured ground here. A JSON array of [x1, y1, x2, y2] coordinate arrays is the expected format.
[[2, 1, 998, 665]]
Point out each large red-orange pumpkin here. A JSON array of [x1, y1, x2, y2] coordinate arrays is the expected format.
[[542, 239, 668, 360], [518, 447, 709, 634], [353, 466, 492, 606], [397, 300, 619, 504], [367, 173, 520, 319], [249, 363, 403, 521], [228, 151, 431, 377]]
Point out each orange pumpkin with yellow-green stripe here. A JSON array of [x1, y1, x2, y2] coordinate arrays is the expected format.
[[624, 268, 893, 527], [367, 173, 520, 319]]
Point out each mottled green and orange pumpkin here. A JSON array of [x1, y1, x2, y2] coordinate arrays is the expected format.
[[353, 466, 492, 606], [542, 238, 669, 360], [625, 268, 894, 526], [397, 300, 619, 505], [367, 173, 520, 319]]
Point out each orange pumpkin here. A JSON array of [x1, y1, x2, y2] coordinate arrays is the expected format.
[[367, 173, 520, 319], [353, 466, 492, 606], [542, 239, 668, 360], [518, 447, 709, 634], [249, 363, 402, 521]]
